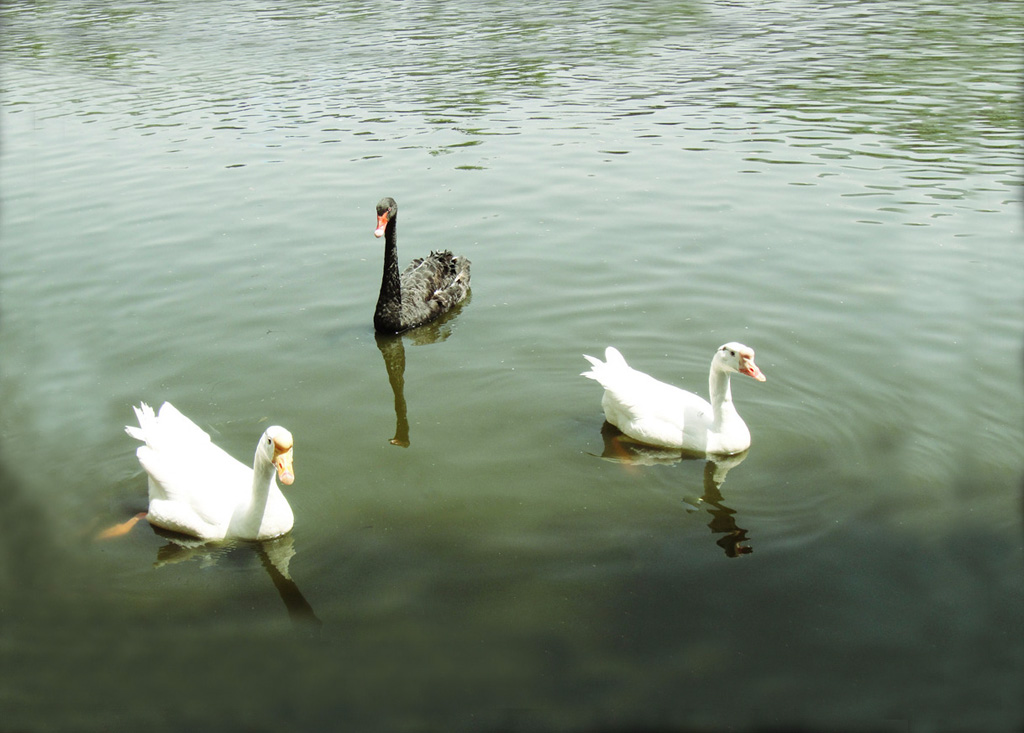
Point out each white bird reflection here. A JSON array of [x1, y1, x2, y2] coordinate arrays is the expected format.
[[597, 422, 754, 558], [148, 528, 322, 633]]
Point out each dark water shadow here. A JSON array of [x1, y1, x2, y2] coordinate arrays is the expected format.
[[597, 422, 753, 558], [0, 439, 62, 598], [150, 527, 322, 634], [373, 291, 470, 448]]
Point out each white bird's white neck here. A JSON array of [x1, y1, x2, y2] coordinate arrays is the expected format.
[[252, 449, 277, 509], [709, 368, 739, 430], [707, 366, 752, 454], [230, 449, 276, 536]]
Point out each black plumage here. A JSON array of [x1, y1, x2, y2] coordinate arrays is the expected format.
[[373, 197, 471, 334]]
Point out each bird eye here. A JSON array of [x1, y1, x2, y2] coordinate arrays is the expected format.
[[729, 350, 736, 357]]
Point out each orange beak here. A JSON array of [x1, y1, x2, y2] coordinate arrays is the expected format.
[[374, 211, 389, 238], [739, 354, 766, 382], [274, 446, 295, 485]]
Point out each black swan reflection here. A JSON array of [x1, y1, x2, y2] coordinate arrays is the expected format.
[[373, 196, 471, 334], [375, 332, 410, 447], [374, 296, 469, 447]]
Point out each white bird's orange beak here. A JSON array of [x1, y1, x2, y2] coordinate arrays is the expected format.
[[272, 435, 295, 485], [274, 447, 294, 485], [739, 352, 766, 382]]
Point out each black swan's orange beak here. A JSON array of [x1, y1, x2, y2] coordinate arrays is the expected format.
[[374, 212, 389, 238]]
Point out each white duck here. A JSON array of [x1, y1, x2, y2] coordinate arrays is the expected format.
[[582, 342, 766, 455], [125, 402, 296, 541]]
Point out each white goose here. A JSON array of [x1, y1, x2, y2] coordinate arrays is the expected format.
[[125, 402, 295, 540], [582, 342, 766, 455]]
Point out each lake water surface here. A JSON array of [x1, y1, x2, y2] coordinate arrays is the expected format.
[[1, 1, 1022, 731]]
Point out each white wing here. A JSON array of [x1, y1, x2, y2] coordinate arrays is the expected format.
[[583, 348, 713, 450], [126, 402, 250, 531]]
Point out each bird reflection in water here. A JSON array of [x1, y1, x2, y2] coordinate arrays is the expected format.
[[374, 292, 470, 448], [145, 528, 322, 633], [598, 422, 753, 558]]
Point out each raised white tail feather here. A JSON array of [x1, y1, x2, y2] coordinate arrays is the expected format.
[[124, 401, 155, 442], [603, 346, 628, 367], [581, 346, 630, 384], [125, 401, 212, 452]]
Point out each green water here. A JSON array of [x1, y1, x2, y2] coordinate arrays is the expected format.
[[1, 1, 1021, 730]]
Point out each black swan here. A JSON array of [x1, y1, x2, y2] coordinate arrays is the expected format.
[[372, 197, 471, 334]]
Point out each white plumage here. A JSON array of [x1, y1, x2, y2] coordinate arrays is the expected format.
[[125, 402, 295, 540], [582, 343, 766, 455]]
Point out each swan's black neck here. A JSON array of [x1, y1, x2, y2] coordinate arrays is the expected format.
[[374, 217, 403, 333]]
